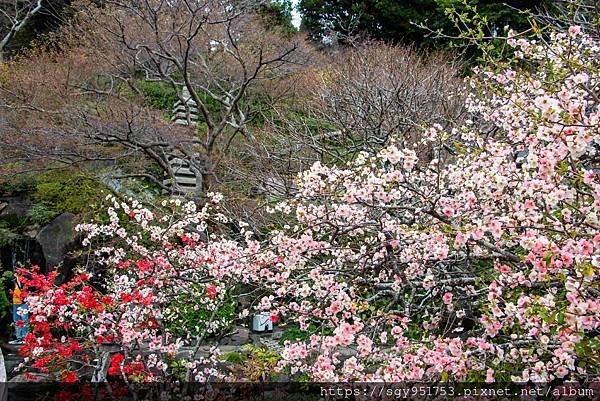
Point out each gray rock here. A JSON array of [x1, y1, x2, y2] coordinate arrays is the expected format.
[[216, 345, 242, 354], [0, 196, 33, 217], [256, 337, 283, 351], [220, 327, 250, 346], [271, 329, 283, 340], [9, 372, 50, 382], [36, 213, 76, 269], [271, 374, 290, 383]]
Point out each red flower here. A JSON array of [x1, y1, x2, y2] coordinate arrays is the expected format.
[[54, 291, 69, 306], [69, 341, 82, 353], [180, 235, 195, 246], [136, 259, 154, 273], [32, 356, 52, 370], [270, 313, 279, 324], [63, 371, 78, 383], [123, 361, 145, 377], [108, 353, 125, 376], [78, 286, 101, 310], [206, 284, 218, 299], [53, 340, 82, 360], [120, 292, 133, 303], [19, 332, 37, 355]]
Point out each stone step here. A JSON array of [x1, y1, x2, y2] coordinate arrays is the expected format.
[[172, 105, 199, 113], [0, 347, 6, 383], [173, 120, 198, 126], [0, 344, 25, 381], [172, 167, 196, 175], [162, 182, 198, 194], [174, 99, 198, 107], [174, 177, 199, 185], [171, 112, 199, 120]]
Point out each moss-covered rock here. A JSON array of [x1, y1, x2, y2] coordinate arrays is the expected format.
[[32, 170, 108, 223]]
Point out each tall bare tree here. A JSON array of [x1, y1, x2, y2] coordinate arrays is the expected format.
[[262, 42, 467, 169]]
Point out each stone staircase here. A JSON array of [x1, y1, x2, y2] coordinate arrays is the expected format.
[[171, 87, 198, 126], [162, 155, 202, 195], [163, 86, 202, 195]]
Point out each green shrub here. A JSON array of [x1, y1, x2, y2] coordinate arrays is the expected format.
[[165, 290, 236, 339], [0, 224, 21, 246], [0, 173, 36, 195], [221, 351, 248, 363], [33, 170, 108, 221], [137, 81, 178, 111], [27, 204, 59, 224], [193, 89, 222, 117], [137, 81, 222, 124], [0, 271, 14, 319], [278, 325, 310, 345]]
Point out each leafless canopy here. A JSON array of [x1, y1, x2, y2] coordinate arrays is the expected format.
[[269, 42, 466, 165], [537, 0, 599, 38]]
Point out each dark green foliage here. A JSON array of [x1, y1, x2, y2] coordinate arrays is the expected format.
[[1, 0, 73, 59], [541, 0, 600, 37], [26, 204, 58, 225], [300, 0, 442, 44], [299, 0, 548, 47], [278, 325, 311, 345], [0, 271, 13, 320], [0, 174, 36, 196], [221, 351, 248, 363], [137, 81, 178, 111], [0, 223, 21, 246], [194, 88, 223, 117], [258, 0, 297, 35], [0, 170, 108, 247], [137, 80, 227, 127]]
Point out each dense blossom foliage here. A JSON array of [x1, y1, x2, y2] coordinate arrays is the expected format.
[[19, 26, 599, 384], [264, 28, 599, 382], [18, 193, 279, 382]]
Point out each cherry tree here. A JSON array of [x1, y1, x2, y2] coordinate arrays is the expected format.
[[18, 23, 599, 387], [259, 26, 598, 382], [262, 26, 599, 382]]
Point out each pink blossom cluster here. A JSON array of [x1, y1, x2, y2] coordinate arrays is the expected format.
[[21, 195, 276, 382], [263, 27, 599, 382]]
